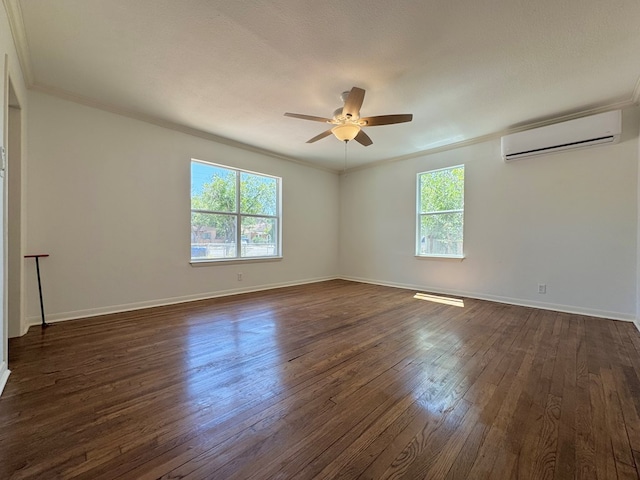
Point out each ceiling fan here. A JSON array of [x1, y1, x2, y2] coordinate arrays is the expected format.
[[284, 86, 413, 146]]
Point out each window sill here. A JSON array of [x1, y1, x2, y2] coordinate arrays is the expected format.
[[190, 256, 283, 266], [415, 254, 465, 260]]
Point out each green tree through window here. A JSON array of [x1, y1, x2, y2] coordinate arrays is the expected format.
[[417, 165, 464, 257], [191, 161, 281, 260]]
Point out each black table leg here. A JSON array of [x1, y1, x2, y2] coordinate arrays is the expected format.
[[35, 257, 48, 328]]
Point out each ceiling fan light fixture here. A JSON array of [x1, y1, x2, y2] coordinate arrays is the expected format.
[[331, 123, 360, 142]]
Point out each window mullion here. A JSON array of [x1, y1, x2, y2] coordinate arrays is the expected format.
[[420, 209, 464, 215], [236, 171, 241, 258], [191, 208, 236, 216], [240, 213, 278, 220]]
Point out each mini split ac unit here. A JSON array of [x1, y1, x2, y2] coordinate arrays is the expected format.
[[500, 110, 621, 162]]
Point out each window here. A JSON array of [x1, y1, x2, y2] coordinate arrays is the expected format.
[[191, 160, 281, 261], [417, 165, 464, 257]]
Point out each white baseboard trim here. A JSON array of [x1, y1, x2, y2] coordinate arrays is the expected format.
[[25, 276, 339, 328], [340, 276, 636, 323], [0, 362, 10, 397], [23, 274, 636, 331]]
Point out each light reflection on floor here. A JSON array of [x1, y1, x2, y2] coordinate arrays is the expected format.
[[183, 309, 281, 417], [411, 293, 468, 415], [414, 292, 465, 308]]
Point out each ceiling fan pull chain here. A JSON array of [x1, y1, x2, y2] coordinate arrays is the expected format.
[[344, 140, 348, 172]]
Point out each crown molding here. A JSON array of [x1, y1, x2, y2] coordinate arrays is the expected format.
[[342, 97, 638, 174], [31, 79, 639, 177], [30, 82, 338, 174], [3, 0, 33, 86]]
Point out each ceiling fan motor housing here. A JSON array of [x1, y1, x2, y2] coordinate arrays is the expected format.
[[333, 107, 356, 121]]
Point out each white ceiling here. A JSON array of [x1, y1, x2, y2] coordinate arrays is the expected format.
[[8, 0, 640, 170]]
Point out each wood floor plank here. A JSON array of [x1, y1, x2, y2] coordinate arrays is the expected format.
[[600, 368, 638, 479], [575, 318, 598, 480], [553, 316, 578, 480], [468, 309, 547, 479], [1, 280, 639, 479], [515, 311, 563, 480]]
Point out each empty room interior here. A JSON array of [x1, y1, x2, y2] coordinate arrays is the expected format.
[[2, 1, 640, 478]]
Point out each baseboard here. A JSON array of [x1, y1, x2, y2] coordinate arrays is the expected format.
[[340, 276, 636, 323], [0, 362, 10, 397], [25, 275, 339, 328], [23, 274, 636, 331]]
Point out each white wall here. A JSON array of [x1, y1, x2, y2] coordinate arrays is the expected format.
[[20, 86, 640, 328], [25, 91, 339, 323], [340, 108, 640, 321]]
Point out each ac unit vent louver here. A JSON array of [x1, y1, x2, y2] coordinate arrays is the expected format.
[[501, 110, 621, 162]]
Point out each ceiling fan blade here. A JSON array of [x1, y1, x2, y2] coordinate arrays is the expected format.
[[342, 87, 366, 118], [359, 114, 413, 126], [307, 130, 333, 143], [354, 130, 373, 146], [284, 113, 332, 123]]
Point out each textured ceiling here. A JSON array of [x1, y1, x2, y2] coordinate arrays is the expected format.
[[8, 0, 640, 170]]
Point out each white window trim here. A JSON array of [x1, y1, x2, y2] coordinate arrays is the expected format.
[[190, 256, 282, 266], [190, 159, 282, 264], [416, 164, 465, 259], [414, 254, 465, 260]]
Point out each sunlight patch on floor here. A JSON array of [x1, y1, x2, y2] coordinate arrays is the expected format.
[[414, 292, 465, 307]]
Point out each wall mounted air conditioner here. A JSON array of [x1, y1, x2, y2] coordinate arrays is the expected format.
[[501, 110, 621, 162]]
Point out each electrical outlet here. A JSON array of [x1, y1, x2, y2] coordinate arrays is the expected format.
[[538, 283, 546, 294], [237, 272, 243, 281]]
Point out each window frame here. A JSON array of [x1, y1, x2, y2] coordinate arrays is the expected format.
[[190, 159, 282, 264], [416, 164, 465, 259]]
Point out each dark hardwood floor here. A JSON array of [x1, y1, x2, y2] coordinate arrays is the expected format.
[[2, 279, 640, 479]]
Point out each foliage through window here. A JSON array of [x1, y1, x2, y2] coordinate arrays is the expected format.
[[191, 160, 281, 261], [417, 165, 464, 257]]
